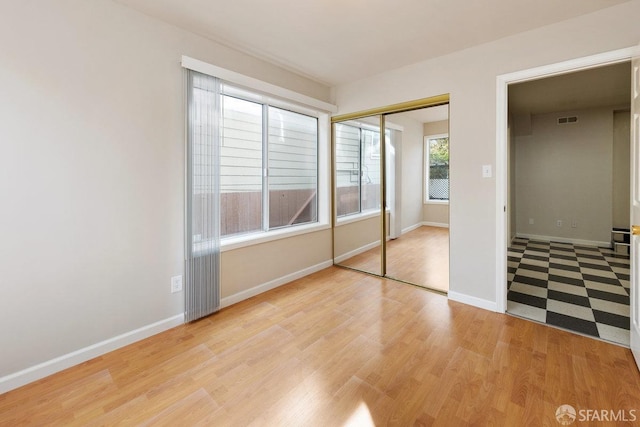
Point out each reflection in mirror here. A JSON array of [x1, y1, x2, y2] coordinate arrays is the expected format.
[[384, 106, 450, 292], [331, 104, 450, 293], [333, 117, 383, 276]]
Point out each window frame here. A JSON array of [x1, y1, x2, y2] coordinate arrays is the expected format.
[[218, 93, 320, 238], [182, 56, 334, 253], [424, 133, 450, 205]]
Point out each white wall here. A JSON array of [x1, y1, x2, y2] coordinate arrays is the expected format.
[[332, 0, 640, 307], [515, 107, 615, 245], [0, 0, 331, 385]]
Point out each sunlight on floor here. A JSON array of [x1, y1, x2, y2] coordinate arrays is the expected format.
[[344, 401, 375, 427]]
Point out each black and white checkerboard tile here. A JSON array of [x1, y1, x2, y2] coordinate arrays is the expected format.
[[507, 237, 630, 346]]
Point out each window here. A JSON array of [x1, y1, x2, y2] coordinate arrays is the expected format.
[[220, 95, 264, 236], [267, 107, 318, 229], [335, 122, 382, 217], [425, 134, 449, 202], [220, 94, 319, 238], [191, 77, 320, 240]]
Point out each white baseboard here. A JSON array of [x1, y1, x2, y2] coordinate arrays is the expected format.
[[401, 222, 450, 235], [401, 223, 423, 235], [516, 233, 609, 248], [422, 221, 449, 229], [0, 314, 184, 395], [333, 242, 381, 264], [448, 291, 498, 312], [220, 260, 333, 309]]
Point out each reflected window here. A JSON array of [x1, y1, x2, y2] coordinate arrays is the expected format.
[[424, 134, 449, 202], [335, 122, 383, 217]]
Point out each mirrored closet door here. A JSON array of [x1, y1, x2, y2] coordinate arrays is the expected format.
[[331, 97, 451, 293], [333, 115, 384, 276]]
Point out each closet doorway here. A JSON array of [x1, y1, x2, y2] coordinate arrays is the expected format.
[[332, 96, 450, 293]]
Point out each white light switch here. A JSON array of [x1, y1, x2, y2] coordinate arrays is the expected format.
[[482, 164, 492, 178]]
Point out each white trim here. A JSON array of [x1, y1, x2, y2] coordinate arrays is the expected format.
[[401, 222, 449, 234], [515, 233, 610, 248], [422, 221, 450, 229], [221, 223, 330, 252], [495, 46, 636, 314], [423, 200, 449, 205], [401, 223, 423, 235], [181, 56, 337, 113], [318, 113, 331, 227], [336, 210, 383, 227], [342, 118, 404, 132], [498, 47, 635, 85], [334, 241, 381, 264], [0, 314, 184, 394], [448, 291, 498, 312], [220, 260, 332, 308]]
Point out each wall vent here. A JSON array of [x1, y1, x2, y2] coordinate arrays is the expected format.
[[557, 116, 578, 124]]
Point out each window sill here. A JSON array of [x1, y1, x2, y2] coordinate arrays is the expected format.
[[221, 222, 330, 252], [424, 200, 449, 205], [336, 209, 389, 227]]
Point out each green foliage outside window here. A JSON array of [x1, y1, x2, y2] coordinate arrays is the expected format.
[[429, 137, 449, 179]]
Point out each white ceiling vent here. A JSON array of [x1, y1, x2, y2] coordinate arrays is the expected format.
[[557, 116, 578, 124]]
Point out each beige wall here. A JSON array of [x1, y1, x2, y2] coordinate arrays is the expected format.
[[613, 110, 631, 229], [221, 230, 332, 299], [423, 204, 450, 225], [333, 1, 640, 305], [515, 107, 615, 244], [0, 0, 331, 380], [333, 215, 381, 261], [424, 120, 449, 136], [509, 118, 517, 241], [387, 115, 425, 232]]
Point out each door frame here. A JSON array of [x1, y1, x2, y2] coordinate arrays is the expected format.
[[495, 47, 637, 313]]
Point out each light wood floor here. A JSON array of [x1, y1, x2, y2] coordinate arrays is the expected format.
[[2, 267, 640, 426], [339, 226, 449, 292]]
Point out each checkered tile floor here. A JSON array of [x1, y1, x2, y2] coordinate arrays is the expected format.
[[507, 237, 630, 346]]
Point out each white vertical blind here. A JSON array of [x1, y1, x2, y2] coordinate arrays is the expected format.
[[185, 70, 221, 322]]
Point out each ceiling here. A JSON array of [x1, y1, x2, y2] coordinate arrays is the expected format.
[[113, 0, 629, 86], [509, 61, 631, 115]]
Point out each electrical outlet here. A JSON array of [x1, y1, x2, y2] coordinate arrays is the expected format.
[[556, 220, 563, 227], [571, 221, 577, 228], [171, 275, 183, 293]]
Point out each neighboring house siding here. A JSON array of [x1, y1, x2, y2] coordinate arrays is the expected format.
[[219, 98, 319, 235]]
